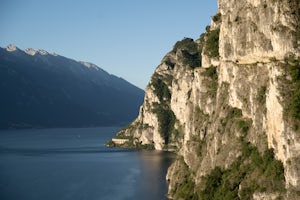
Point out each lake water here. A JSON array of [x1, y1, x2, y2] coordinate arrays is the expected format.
[[0, 127, 174, 200]]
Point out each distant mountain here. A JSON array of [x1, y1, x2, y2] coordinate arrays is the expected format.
[[0, 44, 144, 129]]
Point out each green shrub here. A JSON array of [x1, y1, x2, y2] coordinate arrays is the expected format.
[[172, 157, 197, 199], [288, 60, 300, 119], [227, 107, 243, 119], [177, 176, 196, 199], [282, 56, 300, 121], [202, 66, 218, 97], [152, 107, 176, 144], [195, 139, 206, 157], [237, 120, 250, 137], [151, 74, 171, 102], [165, 59, 175, 69], [197, 143, 285, 199], [173, 38, 198, 53], [290, 94, 300, 120], [202, 66, 218, 79], [241, 141, 256, 158], [182, 50, 201, 69], [206, 26, 211, 32], [199, 167, 223, 200], [263, 149, 285, 181], [285, 56, 300, 81], [205, 28, 220, 58], [239, 183, 260, 200], [173, 38, 202, 68], [212, 13, 222, 23], [257, 86, 267, 103]]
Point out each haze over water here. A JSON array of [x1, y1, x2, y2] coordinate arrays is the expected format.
[[0, 127, 174, 200]]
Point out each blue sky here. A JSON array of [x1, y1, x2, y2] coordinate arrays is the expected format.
[[0, 0, 218, 89]]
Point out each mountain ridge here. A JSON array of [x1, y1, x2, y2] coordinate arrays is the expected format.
[[0, 44, 144, 129]]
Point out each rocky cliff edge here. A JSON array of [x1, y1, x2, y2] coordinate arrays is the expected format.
[[110, 0, 300, 199]]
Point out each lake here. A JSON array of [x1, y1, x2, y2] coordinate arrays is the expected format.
[[0, 127, 174, 200]]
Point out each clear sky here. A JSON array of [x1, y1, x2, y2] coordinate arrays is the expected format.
[[0, 0, 218, 89]]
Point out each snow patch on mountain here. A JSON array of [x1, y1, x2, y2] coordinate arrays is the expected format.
[[6, 44, 18, 52], [79, 61, 100, 70], [24, 48, 57, 56]]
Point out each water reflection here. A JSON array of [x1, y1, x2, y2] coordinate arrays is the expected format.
[[0, 128, 175, 200], [135, 150, 175, 200]]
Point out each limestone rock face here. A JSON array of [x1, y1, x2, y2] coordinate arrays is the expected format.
[[219, 0, 299, 64], [218, 0, 300, 192], [113, 0, 300, 199]]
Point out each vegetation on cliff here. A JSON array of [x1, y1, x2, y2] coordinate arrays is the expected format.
[[153, 104, 176, 145], [151, 72, 177, 145], [212, 13, 222, 23], [198, 145, 285, 200], [173, 38, 202, 69], [201, 66, 218, 97], [280, 55, 300, 131], [170, 157, 196, 199], [151, 73, 172, 102], [204, 28, 220, 58], [169, 104, 285, 200]]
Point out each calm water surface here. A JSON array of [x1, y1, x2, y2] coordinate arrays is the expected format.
[[0, 127, 174, 200]]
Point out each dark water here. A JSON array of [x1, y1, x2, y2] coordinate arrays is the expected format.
[[0, 127, 174, 200]]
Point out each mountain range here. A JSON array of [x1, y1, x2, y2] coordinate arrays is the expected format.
[[0, 44, 144, 129]]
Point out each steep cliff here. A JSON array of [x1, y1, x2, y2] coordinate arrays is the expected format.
[[112, 0, 300, 199]]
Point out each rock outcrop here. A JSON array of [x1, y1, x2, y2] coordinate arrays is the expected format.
[[112, 0, 300, 199]]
